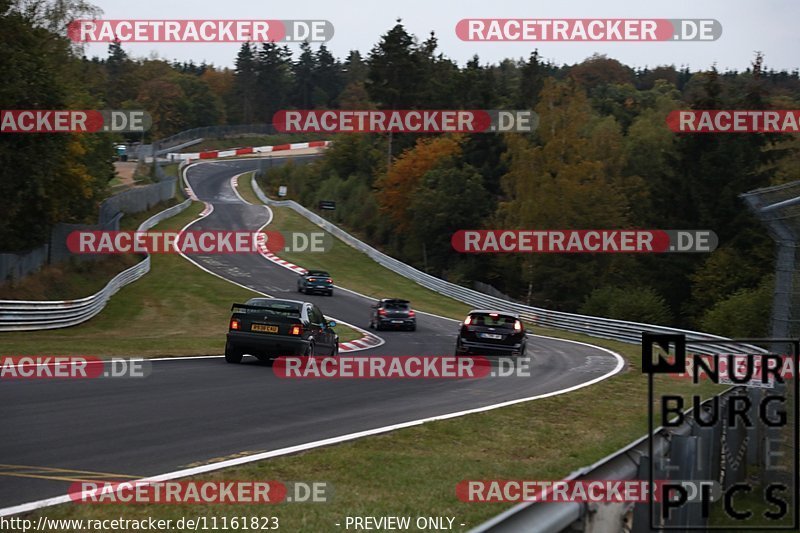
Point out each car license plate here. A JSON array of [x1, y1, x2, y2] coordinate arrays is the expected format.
[[251, 324, 279, 333], [391, 320, 403, 324], [480, 333, 503, 340]]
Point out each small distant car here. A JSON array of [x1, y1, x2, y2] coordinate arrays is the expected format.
[[454, 310, 527, 356], [225, 298, 338, 364], [369, 298, 416, 331], [297, 270, 334, 296]]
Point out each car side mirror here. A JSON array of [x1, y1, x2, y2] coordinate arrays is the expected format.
[[327, 320, 337, 328]]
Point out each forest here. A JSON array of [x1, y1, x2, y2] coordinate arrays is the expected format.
[[4, 1, 800, 335]]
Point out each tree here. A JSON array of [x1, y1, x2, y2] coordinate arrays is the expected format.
[[700, 278, 773, 337], [254, 42, 292, 122], [407, 162, 492, 274], [376, 136, 463, 232], [495, 79, 635, 306], [568, 54, 635, 91], [367, 20, 422, 108], [580, 286, 673, 325], [314, 44, 344, 108], [343, 50, 367, 85], [231, 43, 257, 123], [0, 0, 111, 251], [517, 50, 545, 108], [291, 41, 316, 109], [175, 73, 223, 129]]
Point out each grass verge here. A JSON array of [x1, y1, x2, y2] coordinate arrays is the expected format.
[[0, 199, 178, 301], [2, 200, 361, 355], [234, 171, 263, 206]]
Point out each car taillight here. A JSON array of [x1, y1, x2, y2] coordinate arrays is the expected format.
[[514, 320, 522, 332], [378, 309, 387, 316], [230, 318, 240, 330], [464, 315, 472, 325], [408, 310, 415, 317], [289, 324, 303, 336], [326, 278, 332, 283], [308, 278, 316, 282]]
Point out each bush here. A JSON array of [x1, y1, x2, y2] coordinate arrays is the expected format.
[[699, 278, 773, 337], [579, 286, 673, 325]]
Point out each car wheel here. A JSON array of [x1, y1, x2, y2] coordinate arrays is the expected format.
[[409, 324, 416, 332], [298, 285, 304, 293], [454, 341, 467, 356], [375, 321, 383, 331], [331, 343, 339, 357], [224, 342, 243, 364], [327, 290, 334, 296], [304, 343, 315, 357]]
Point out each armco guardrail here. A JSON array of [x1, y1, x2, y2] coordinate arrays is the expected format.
[[251, 176, 750, 356], [0, 198, 191, 331], [469, 383, 784, 532]]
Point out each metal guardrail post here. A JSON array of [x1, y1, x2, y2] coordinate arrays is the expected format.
[[665, 435, 704, 529], [631, 457, 655, 533]]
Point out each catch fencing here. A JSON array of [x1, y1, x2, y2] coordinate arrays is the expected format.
[[0, 199, 191, 331], [0, 159, 192, 331], [0, 166, 178, 283], [153, 124, 278, 152]]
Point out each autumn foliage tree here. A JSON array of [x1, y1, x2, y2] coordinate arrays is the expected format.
[[375, 136, 463, 232]]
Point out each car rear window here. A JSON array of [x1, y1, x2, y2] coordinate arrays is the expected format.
[[469, 313, 517, 327], [307, 271, 330, 277], [244, 299, 302, 317], [384, 301, 409, 310]]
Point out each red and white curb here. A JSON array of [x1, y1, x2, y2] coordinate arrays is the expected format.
[[229, 173, 309, 275], [259, 248, 307, 274], [338, 335, 383, 352], [170, 140, 331, 162], [226, 171, 382, 352]]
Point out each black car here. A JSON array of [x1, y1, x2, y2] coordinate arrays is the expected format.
[[297, 270, 334, 296], [369, 298, 416, 331], [454, 310, 527, 356], [225, 298, 338, 364]]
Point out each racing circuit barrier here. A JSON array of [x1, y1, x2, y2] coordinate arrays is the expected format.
[[250, 176, 752, 357], [469, 381, 794, 532], [249, 172, 787, 531], [0, 198, 191, 332]]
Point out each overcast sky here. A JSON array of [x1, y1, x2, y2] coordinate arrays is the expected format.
[[83, 0, 800, 72]]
